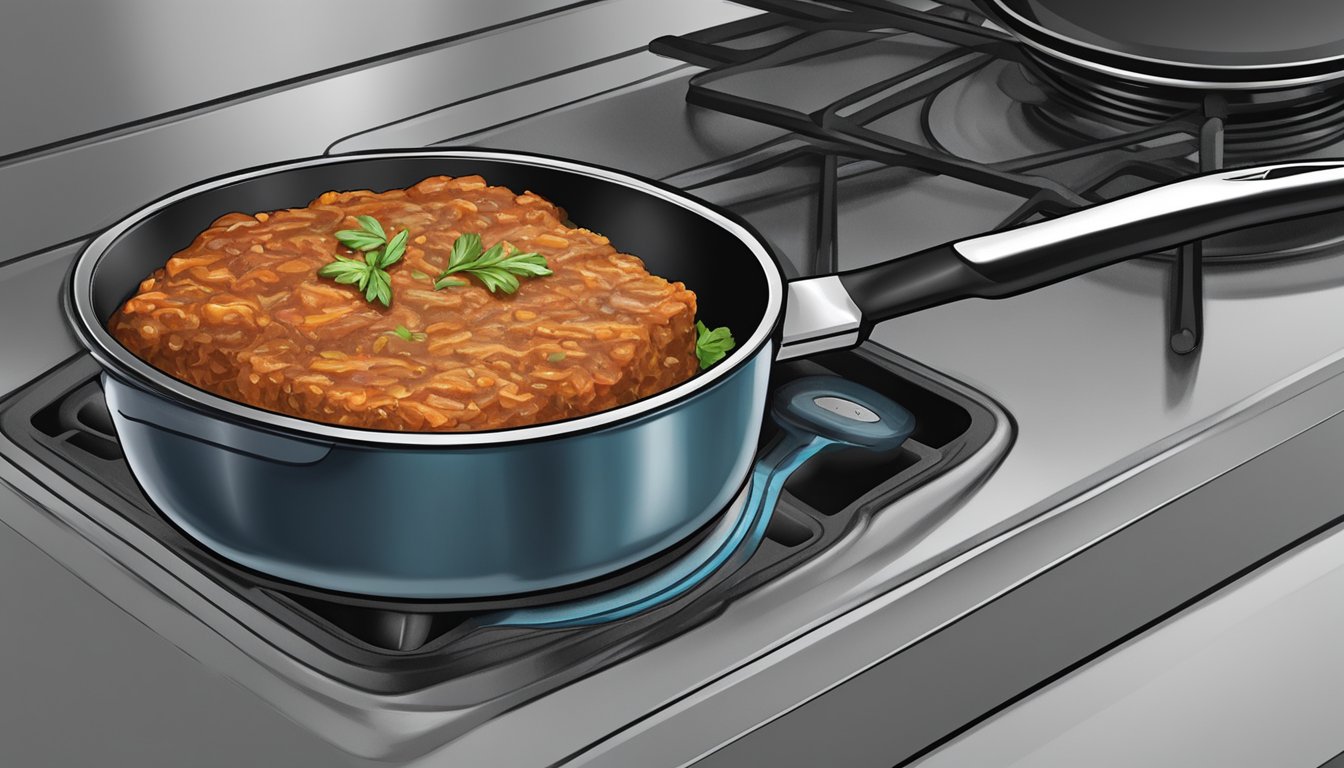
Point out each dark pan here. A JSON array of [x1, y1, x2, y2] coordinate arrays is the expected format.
[[981, 0, 1344, 89], [65, 149, 1344, 598]]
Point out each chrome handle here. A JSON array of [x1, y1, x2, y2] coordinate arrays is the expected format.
[[952, 160, 1344, 283], [779, 160, 1344, 359]]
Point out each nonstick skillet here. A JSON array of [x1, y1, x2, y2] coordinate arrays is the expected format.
[[980, 0, 1344, 89], [66, 149, 1344, 599]]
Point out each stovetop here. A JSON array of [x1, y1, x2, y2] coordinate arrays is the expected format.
[[0, 345, 999, 696], [7, 1, 1344, 766]]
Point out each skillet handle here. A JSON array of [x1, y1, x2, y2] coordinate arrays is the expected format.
[[779, 161, 1344, 359]]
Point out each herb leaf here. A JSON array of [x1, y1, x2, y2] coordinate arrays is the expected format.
[[366, 269, 392, 306], [377, 229, 409, 269], [355, 215, 385, 240], [385, 324, 426, 342], [317, 215, 407, 308], [334, 229, 386, 252], [448, 232, 483, 269], [435, 234, 553, 294], [695, 321, 735, 369], [316, 258, 366, 283]]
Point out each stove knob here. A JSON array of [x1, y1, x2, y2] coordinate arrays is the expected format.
[[772, 375, 915, 451]]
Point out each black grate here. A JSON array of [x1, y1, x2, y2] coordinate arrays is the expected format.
[[648, 0, 1344, 356], [0, 344, 997, 696]]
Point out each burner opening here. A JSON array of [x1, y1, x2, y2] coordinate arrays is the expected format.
[[788, 444, 927, 516], [763, 508, 818, 548], [289, 599, 469, 653], [34, 383, 122, 462]]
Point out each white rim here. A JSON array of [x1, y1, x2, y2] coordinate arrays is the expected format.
[[71, 150, 785, 447]]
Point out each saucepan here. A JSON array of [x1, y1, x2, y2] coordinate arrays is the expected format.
[[65, 149, 1344, 599]]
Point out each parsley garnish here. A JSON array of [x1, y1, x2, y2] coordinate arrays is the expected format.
[[695, 321, 735, 369], [316, 215, 408, 307], [385, 325, 426, 342], [547, 351, 567, 362], [433, 233, 552, 294]]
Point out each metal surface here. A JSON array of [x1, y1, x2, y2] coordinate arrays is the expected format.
[[918, 505, 1344, 768], [0, 513, 366, 768], [952, 161, 1344, 275], [0, 0, 758, 261], [0, 0, 591, 160], [7, 1, 1344, 766], [557, 326, 1344, 768], [0, 340, 1001, 760], [779, 276, 863, 356], [693, 393, 1344, 767]]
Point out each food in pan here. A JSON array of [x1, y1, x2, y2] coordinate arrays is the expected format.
[[108, 175, 734, 432]]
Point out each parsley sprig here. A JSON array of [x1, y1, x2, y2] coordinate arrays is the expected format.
[[316, 215, 408, 307], [695, 321, 735, 369], [434, 233, 552, 294], [385, 324, 426, 342]]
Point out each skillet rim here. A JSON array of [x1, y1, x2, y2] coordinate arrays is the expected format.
[[982, 0, 1344, 89], [67, 148, 786, 448]]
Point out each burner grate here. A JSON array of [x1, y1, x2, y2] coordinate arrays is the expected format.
[[651, 0, 1344, 355], [0, 345, 997, 698]]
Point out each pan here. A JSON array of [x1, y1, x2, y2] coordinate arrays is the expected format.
[[66, 149, 1344, 599], [979, 0, 1344, 89]]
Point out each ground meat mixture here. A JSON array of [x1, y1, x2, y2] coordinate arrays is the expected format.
[[108, 175, 699, 432]]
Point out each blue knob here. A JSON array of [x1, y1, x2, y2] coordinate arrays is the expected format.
[[772, 375, 916, 451]]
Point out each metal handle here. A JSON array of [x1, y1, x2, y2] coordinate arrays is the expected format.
[[779, 161, 1344, 359], [951, 162, 1344, 280]]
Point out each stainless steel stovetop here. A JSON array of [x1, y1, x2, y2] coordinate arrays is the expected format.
[[5, 2, 1344, 766]]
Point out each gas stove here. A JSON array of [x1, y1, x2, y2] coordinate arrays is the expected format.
[[5, 2, 1344, 766]]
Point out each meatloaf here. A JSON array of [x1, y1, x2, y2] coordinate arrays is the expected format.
[[108, 175, 700, 432]]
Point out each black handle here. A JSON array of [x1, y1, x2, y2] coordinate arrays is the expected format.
[[834, 161, 1344, 331]]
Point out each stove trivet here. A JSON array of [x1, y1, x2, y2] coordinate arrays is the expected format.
[[651, 0, 1344, 355], [0, 344, 997, 697]]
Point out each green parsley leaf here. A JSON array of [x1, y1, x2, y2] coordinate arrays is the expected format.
[[334, 228, 386, 252], [316, 258, 365, 282], [448, 232, 483, 268], [547, 351, 567, 363], [366, 269, 392, 306], [355, 215, 385, 240], [316, 215, 408, 308], [376, 228, 409, 269], [385, 324, 426, 342], [434, 234, 553, 295], [695, 321, 735, 369]]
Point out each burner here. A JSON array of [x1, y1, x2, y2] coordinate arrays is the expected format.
[[648, 1, 1344, 352], [1021, 55, 1344, 161], [925, 59, 1344, 263], [0, 349, 997, 692]]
